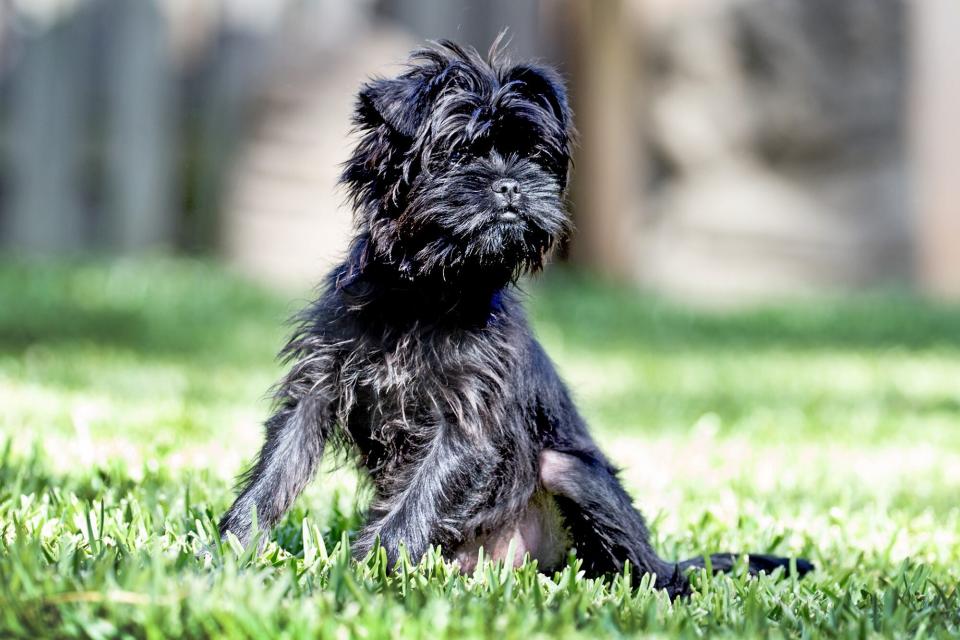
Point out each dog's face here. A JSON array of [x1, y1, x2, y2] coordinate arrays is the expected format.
[[342, 41, 574, 284]]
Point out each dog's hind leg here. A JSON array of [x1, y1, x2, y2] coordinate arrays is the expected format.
[[219, 394, 332, 549], [539, 449, 690, 597], [539, 450, 813, 597]]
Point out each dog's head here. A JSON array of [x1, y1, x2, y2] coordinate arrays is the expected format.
[[341, 40, 574, 285]]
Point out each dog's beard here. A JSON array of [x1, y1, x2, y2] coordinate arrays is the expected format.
[[377, 154, 569, 283]]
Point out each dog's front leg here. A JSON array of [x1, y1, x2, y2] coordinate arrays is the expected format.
[[353, 426, 489, 568], [219, 392, 334, 549]]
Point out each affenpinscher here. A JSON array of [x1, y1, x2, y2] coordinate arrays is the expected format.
[[219, 40, 811, 598]]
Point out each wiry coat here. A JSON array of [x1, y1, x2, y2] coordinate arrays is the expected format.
[[218, 40, 811, 598]]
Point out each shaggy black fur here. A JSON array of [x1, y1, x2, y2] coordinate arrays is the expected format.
[[218, 39, 812, 598]]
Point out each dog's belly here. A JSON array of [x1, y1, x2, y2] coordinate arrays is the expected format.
[[452, 491, 570, 573]]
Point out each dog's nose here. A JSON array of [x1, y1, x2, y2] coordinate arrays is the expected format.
[[492, 179, 520, 198]]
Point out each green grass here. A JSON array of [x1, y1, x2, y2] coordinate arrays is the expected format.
[[1, 258, 959, 638]]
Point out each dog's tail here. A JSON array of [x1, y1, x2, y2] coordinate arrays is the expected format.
[[678, 552, 814, 577]]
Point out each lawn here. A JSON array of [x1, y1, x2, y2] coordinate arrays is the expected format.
[[1, 258, 959, 638]]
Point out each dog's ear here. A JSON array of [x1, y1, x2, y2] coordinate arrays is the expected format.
[[503, 64, 572, 135], [358, 76, 429, 138]]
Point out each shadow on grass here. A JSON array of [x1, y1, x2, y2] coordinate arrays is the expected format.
[[3, 260, 960, 361], [526, 270, 960, 353], [0, 258, 294, 363]]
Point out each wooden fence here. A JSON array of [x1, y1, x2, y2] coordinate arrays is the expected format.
[[0, 0, 268, 254], [1, 0, 957, 298]]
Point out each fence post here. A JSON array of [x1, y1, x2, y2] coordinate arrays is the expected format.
[[912, 0, 960, 298], [566, 0, 642, 280], [5, 19, 86, 253], [103, 0, 175, 251]]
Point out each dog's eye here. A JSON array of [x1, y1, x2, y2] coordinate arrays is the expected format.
[[448, 150, 473, 166]]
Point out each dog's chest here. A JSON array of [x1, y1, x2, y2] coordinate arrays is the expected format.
[[341, 322, 532, 465]]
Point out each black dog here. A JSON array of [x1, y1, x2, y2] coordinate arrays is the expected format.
[[219, 40, 811, 597]]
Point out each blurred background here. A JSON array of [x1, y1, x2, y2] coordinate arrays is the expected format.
[[2, 6, 960, 622], [1, 0, 958, 303]]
